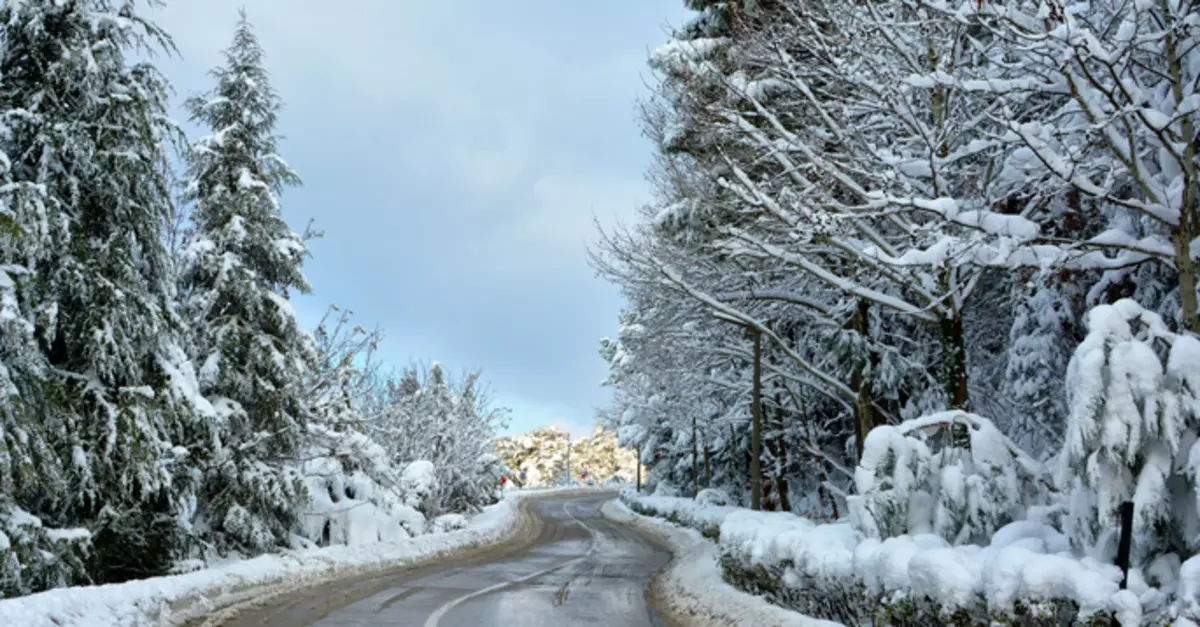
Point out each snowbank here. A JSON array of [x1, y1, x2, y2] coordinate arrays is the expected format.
[[620, 485, 738, 537], [603, 499, 841, 627], [0, 486, 614, 627], [622, 491, 1150, 625]]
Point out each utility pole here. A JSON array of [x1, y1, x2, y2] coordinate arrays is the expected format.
[[565, 432, 571, 485]]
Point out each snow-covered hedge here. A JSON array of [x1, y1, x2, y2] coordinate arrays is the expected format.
[[621, 490, 1144, 625], [620, 486, 737, 538]]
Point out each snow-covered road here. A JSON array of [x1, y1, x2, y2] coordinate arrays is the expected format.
[[214, 494, 670, 626]]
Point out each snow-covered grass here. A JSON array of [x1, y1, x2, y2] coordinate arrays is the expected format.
[[0, 486, 614, 627], [603, 498, 841, 627], [619, 489, 1170, 626]]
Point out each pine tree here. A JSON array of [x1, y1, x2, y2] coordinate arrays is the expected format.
[[0, 0, 196, 588], [179, 10, 312, 557], [1003, 276, 1080, 456]]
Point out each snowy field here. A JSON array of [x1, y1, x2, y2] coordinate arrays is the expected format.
[[0, 486, 613, 627]]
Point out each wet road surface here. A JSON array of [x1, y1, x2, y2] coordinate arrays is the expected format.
[[219, 494, 670, 626]]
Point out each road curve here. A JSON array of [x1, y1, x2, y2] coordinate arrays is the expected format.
[[214, 494, 670, 627]]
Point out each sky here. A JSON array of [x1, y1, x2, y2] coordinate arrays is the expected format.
[[150, 1, 693, 439]]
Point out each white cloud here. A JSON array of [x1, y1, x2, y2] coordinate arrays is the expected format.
[[512, 171, 646, 260]]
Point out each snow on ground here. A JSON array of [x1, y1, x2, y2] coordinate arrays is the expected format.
[[602, 499, 842, 627], [0, 486, 614, 627]]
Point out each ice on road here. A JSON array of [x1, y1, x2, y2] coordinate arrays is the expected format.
[[217, 494, 670, 626]]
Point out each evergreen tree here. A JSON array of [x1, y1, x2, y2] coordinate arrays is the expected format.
[[1003, 276, 1080, 456], [179, 11, 312, 557], [0, 0, 195, 588]]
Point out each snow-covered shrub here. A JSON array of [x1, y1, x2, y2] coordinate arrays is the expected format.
[[401, 460, 437, 514], [652, 480, 680, 497], [0, 506, 90, 598], [696, 488, 731, 507], [371, 365, 508, 516], [620, 489, 739, 539], [1060, 300, 1200, 567], [432, 514, 468, 533], [849, 411, 1049, 546], [623, 451, 1133, 624], [295, 456, 423, 547], [439, 452, 505, 515], [717, 508, 1127, 626]]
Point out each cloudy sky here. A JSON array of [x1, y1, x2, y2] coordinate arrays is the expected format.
[[151, 1, 692, 438]]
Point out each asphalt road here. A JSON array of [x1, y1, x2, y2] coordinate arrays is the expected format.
[[216, 494, 670, 627]]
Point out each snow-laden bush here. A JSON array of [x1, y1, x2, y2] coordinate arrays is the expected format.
[[296, 457, 425, 547], [624, 490, 1131, 624], [0, 506, 90, 598], [652, 480, 680, 497], [1059, 299, 1200, 568], [400, 460, 436, 514], [716, 505, 1129, 625], [432, 514, 468, 533], [620, 487, 739, 539], [848, 411, 1050, 546], [696, 488, 732, 507]]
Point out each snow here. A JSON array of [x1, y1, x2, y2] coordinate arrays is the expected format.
[[603, 499, 841, 627], [43, 528, 91, 543], [623, 487, 1140, 623], [432, 514, 467, 533], [400, 459, 436, 509], [296, 455, 423, 546], [622, 486, 739, 536], [0, 487, 610, 627]]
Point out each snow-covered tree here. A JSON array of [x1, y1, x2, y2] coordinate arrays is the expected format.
[[1002, 276, 1082, 456], [849, 412, 1050, 545], [371, 364, 509, 516], [0, 0, 201, 588], [1060, 300, 1200, 565], [178, 11, 313, 557]]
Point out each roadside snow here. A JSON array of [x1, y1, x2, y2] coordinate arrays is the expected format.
[[0, 486, 614, 627], [603, 499, 842, 627]]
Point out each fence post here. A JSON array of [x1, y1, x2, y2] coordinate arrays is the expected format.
[[1116, 501, 1134, 589]]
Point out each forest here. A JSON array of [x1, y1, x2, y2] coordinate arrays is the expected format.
[[0, 1, 506, 598], [595, 0, 1200, 613]]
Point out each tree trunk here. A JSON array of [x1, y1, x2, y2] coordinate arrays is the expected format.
[[770, 389, 790, 513], [703, 433, 711, 488], [851, 300, 877, 460], [750, 328, 764, 511], [777, 431, 791, 513], [939, 312, 970, 409], [1165, 17, 1200, 332], [691, 413, 699, 498]]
